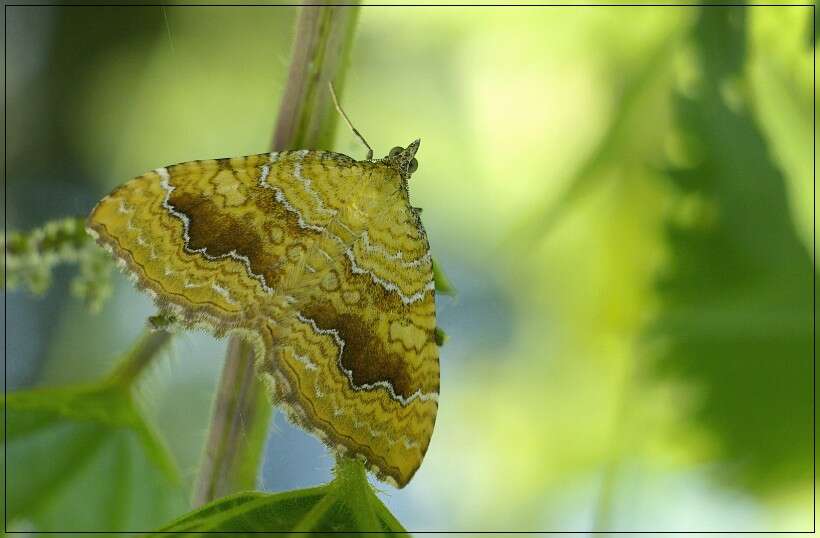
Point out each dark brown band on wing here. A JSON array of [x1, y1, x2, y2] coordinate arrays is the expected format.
[[301, 301, 418, 400]]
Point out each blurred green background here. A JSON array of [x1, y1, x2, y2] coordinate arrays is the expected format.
[[3, 2, 815, 532]]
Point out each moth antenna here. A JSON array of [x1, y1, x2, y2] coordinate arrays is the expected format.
[[329, 81, 374, 160], [161, 6, 176, 55]]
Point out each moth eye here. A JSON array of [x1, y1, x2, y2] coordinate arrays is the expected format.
[[408, 158, 418, 173], [389, 146, 403, 157]]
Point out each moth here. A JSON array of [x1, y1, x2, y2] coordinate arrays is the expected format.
[[87, 138, 439, 488]]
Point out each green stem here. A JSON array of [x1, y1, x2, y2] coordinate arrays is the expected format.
[[333, 458, 380, 531], [193, 2, 361, 508], [591, 353, 639, 533], [106, 328, 173, 388], [272, 4, 361, 152], [192, 338, 267, 506]]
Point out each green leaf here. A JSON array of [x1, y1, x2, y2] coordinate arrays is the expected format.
[[3, 382, 186, 532], [434, 326, 449, 347], [650, 10, 813, 492], [432, 257, 456, 296], [748, 11, 813, 251], [152, 458, 407, 536]]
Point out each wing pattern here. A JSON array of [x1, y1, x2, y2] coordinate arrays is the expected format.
[[87, 144, 438, 487]]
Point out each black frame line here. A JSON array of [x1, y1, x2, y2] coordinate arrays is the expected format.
[[3, 1, 816, 534], [2, 3, 820, 6]]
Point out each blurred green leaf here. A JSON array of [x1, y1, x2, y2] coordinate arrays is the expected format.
[[433, 257, 456, 296], [651, 9, 813, 492], [434, 326, 449, 346], [152, 458, 407, 535], [3, 382, 186, 531], [749, 52, 812, 250]]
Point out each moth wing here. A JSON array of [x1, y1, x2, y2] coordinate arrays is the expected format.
[[258, 161, 439, 487], [89, 149, 440, 487], [87, 153, 311, 330]]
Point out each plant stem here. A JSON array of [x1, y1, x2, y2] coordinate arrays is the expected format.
[[192, 338, 268, 505], [193, 3, 361, 507], [272, 4, 361, 152], [107, 328, 173, 388]]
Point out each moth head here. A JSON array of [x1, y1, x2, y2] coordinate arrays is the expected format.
[[386, 139, 420, 179]]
